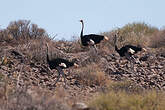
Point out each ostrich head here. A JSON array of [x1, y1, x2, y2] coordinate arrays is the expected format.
[[137, 44, 147, 52], [79, 20, 83, 23], [72, 58, 79, 68]]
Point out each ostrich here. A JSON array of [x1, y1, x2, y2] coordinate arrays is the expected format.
[[79, 20, 109, 51], [114, 33, 146, 70], [46, 43, 78, 86]]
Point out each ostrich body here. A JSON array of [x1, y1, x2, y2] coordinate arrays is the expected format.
[[115, 44, 143, 57], [46, 43, 78, 86], [114, 34, 145, 70], [48, 58, 75, 70], [79, 20, 109, 50]]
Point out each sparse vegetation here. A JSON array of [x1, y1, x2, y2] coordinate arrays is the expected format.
[[0, 20, 165, 110], [75, 64, 108, 87], [108, 80, 144, 93], [0, 20, 49, 47], [89, 89, 165, 110], [88, 81, 165, 110], [149, 30, 165, 48], [0, 86, 71, 110], [103, 22, 158, 48]]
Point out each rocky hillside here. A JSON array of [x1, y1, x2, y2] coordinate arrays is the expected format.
[[0, 20, 165, 110]]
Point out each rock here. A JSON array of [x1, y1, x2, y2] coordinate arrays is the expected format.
[[156, 65, 163, 69], [72, 102, 89, 110]]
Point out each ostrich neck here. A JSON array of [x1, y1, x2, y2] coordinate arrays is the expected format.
[[115, 45, 120, 53], [114, 37, 120, 54], [80, 22, 84, 38], [46, 44, 50, 62]]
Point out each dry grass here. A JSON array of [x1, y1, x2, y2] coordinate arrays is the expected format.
[[0, 20, 49, 47], [75, 64, 108, 87], [149, 30, 165, 48], [103, 22, 158, 49], [89, 90, 165, 110], [53, 39, 88, 53], [0, 85, 71, 110], [89, 81, 165, 110], [108, 80, 143, 93], [21, 38, 48, 63], [1, 20, 165, 110]]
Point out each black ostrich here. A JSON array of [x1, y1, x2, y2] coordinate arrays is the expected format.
[[46, 43, 78, 86], [79, 20, 109, 51], [114, 33, 146, 70]]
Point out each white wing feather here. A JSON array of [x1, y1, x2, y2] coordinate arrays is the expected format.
[[59, 63, 67, 68], [128, 48, 135, 54], [88, 39, 95, 45]]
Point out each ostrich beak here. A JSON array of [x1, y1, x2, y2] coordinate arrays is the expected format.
[[74, 63, 79, 67], [104, 36, 109, 41]]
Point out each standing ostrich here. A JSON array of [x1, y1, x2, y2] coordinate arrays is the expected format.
[[79, 20, 109, 51], [46, 43, 78, 86], [114, 33, 146, 70]]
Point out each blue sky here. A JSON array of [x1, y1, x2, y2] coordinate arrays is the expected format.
[[0, 0, 165, 40]]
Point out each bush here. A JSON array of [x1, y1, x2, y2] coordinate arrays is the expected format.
[[149, 30, 165, 48], [89, 90, 165, 110], [0, 20, 49, 45], [119, 22, 157, 36], [89, 80, 165, 110], [108, 80, 143, 93], [75, 64, 107, 87], [103, 22, 158, 48], [0, 86, 71, 110], [7, 20, 47, 39]]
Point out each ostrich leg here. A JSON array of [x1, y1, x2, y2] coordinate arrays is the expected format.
[[56, 66, 67, 88]]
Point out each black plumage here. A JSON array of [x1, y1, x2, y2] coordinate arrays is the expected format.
[[81, 34, 105, 46], [80, 20, 109, 47], [48, 57, 75, 70], [114, 33, 145, 70], [46, 43, 78, 86], [115, 44, 142, 57]]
